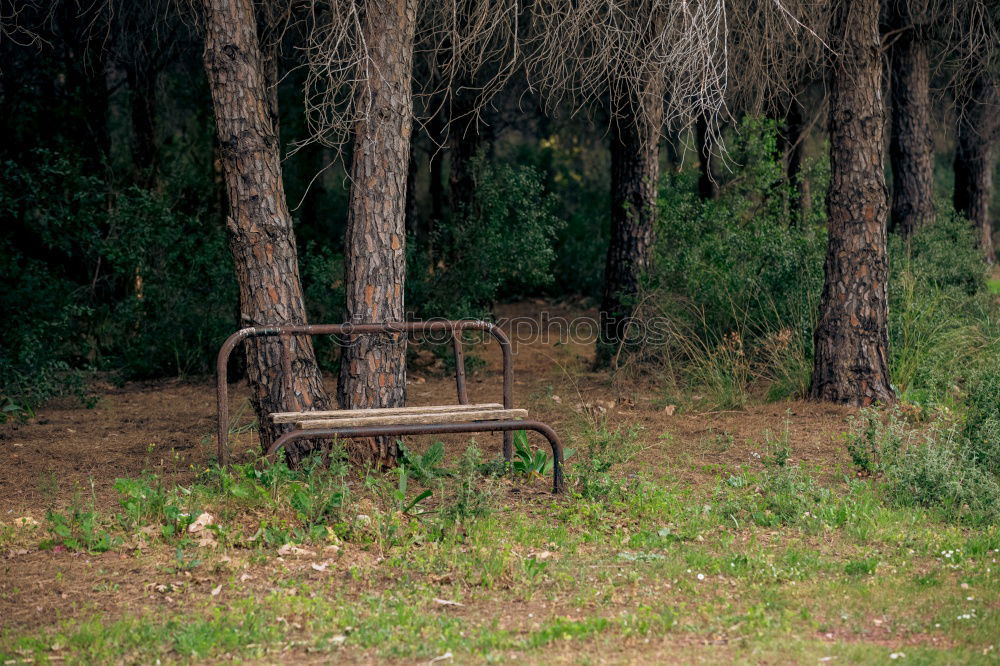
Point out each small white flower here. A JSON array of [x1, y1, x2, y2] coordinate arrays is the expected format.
[[696, 573, 705, 580]]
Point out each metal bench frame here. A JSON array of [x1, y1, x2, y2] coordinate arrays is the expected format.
[[216, 320, 566, 493]]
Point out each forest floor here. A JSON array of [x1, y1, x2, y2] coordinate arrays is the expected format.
[[1, 302, 997, 664]]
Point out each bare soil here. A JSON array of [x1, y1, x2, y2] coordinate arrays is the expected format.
[[0, 301, 860, 647]]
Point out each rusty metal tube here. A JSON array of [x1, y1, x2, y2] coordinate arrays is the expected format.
[[452, 330, 469, 405], [265, 419, 565, 493]]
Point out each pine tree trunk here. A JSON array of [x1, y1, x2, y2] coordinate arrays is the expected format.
[[597, 82, 663, 366], [784, 99, 809, 220], [888, 17, 935, 237], [809, 0, 895, 406], [202, 0, 330, 462], [696, 116, 718, 200], [954, 70, 997, 265], [127, 63, 157, 188], [337, 0, 416, 463]]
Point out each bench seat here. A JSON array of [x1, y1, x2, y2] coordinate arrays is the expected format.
[[270, 403, 528, 430]]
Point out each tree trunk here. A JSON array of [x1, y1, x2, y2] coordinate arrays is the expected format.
[[784, 99, 809, 221], [888, 15, 935, 237], [127, 62, 158, 188], [695, 116, 718, 200], [202, 0, 330, 462], [448, 91, 491, 219], [954, 69, 997, 264], [809, 0, 895, 406], [597, 81, 663, 366], [337, 0, 416, 463]]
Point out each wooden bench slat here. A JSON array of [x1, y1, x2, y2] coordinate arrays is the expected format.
[[295, 408, 528, 429], [271, 403, 504, 424]]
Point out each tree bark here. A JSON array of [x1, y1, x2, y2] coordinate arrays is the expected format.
[[888, 10, 935, 237], [597, 81, 663, 366], [337, 0, 416, 463], [809, 0, 895, 406], [954, 69, 997, 264], [202, 0, 330, 462]]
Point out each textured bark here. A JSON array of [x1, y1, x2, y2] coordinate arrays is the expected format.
[[597, 81, 663, 366], [202, 0, 330, 462], [337, 0, 416, 462], [954, 69, 997, 264], [810, 0, 895, 406], [888, 10, 935, 237]]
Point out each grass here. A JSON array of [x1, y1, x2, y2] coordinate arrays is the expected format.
[[988, 277, 1000, 296], [2, 424, 999, 664]]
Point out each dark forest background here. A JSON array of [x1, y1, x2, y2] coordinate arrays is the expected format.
[[1, 1, 997, 420]]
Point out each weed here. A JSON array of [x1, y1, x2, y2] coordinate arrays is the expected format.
[[438, 445, 499, 526], [511, 430, 574, 481], [572, 419, 642, 499], [844, 408, 908, 476], [42, 507, 119, 553]]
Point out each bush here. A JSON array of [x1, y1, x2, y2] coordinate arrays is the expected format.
[[633, 118, 826, 405], [0, 151, 237, 409], [962, 368, 1000, 474], [888, 212, 998, 405], [846, 408, 1000, 525], [408, 155, 563, 318]]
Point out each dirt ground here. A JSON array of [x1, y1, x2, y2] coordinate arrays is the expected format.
[[0, 301, 856, 514], [0, 301, 861, 644]]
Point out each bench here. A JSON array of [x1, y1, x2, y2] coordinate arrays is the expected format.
[[216, 320, 566, 492]]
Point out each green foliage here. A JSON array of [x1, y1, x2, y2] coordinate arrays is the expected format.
[[637, 118, 826, 406], [508, 132, 610, 299], [572, 420, 642, 499], [844, 409, 905, 476], [397, 440, 447, 483], [888, 213, 998, 405], [408, 155, 563, 318], [114, 475, 194, 537], [438, 445, 498, 525], [42, 507, 120, 553], [511, 430, 574, 480], [845, 407, 1000, 525], [962, 368, 1000, 474], [0, 151, 236, 409]]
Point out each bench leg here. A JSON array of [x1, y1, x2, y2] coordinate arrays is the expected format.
[[265, 420, 567, 493]]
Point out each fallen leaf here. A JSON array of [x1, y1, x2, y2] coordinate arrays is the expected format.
[[663, 404, 677, 416], [311, 561, 330, 572], [211, 584, 223, 596], [433, 598, 464, 607], [278, 543, 315, 557]]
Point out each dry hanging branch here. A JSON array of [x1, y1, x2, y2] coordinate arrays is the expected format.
[[295, 0, 520, 154]]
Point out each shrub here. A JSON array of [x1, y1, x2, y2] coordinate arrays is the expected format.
[[962, 368, 1000, 474], [407, 155, 563, 318], [845, 407, 1000, 525], [0, 151, 237, 409], [633, 118, 825, 404]]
